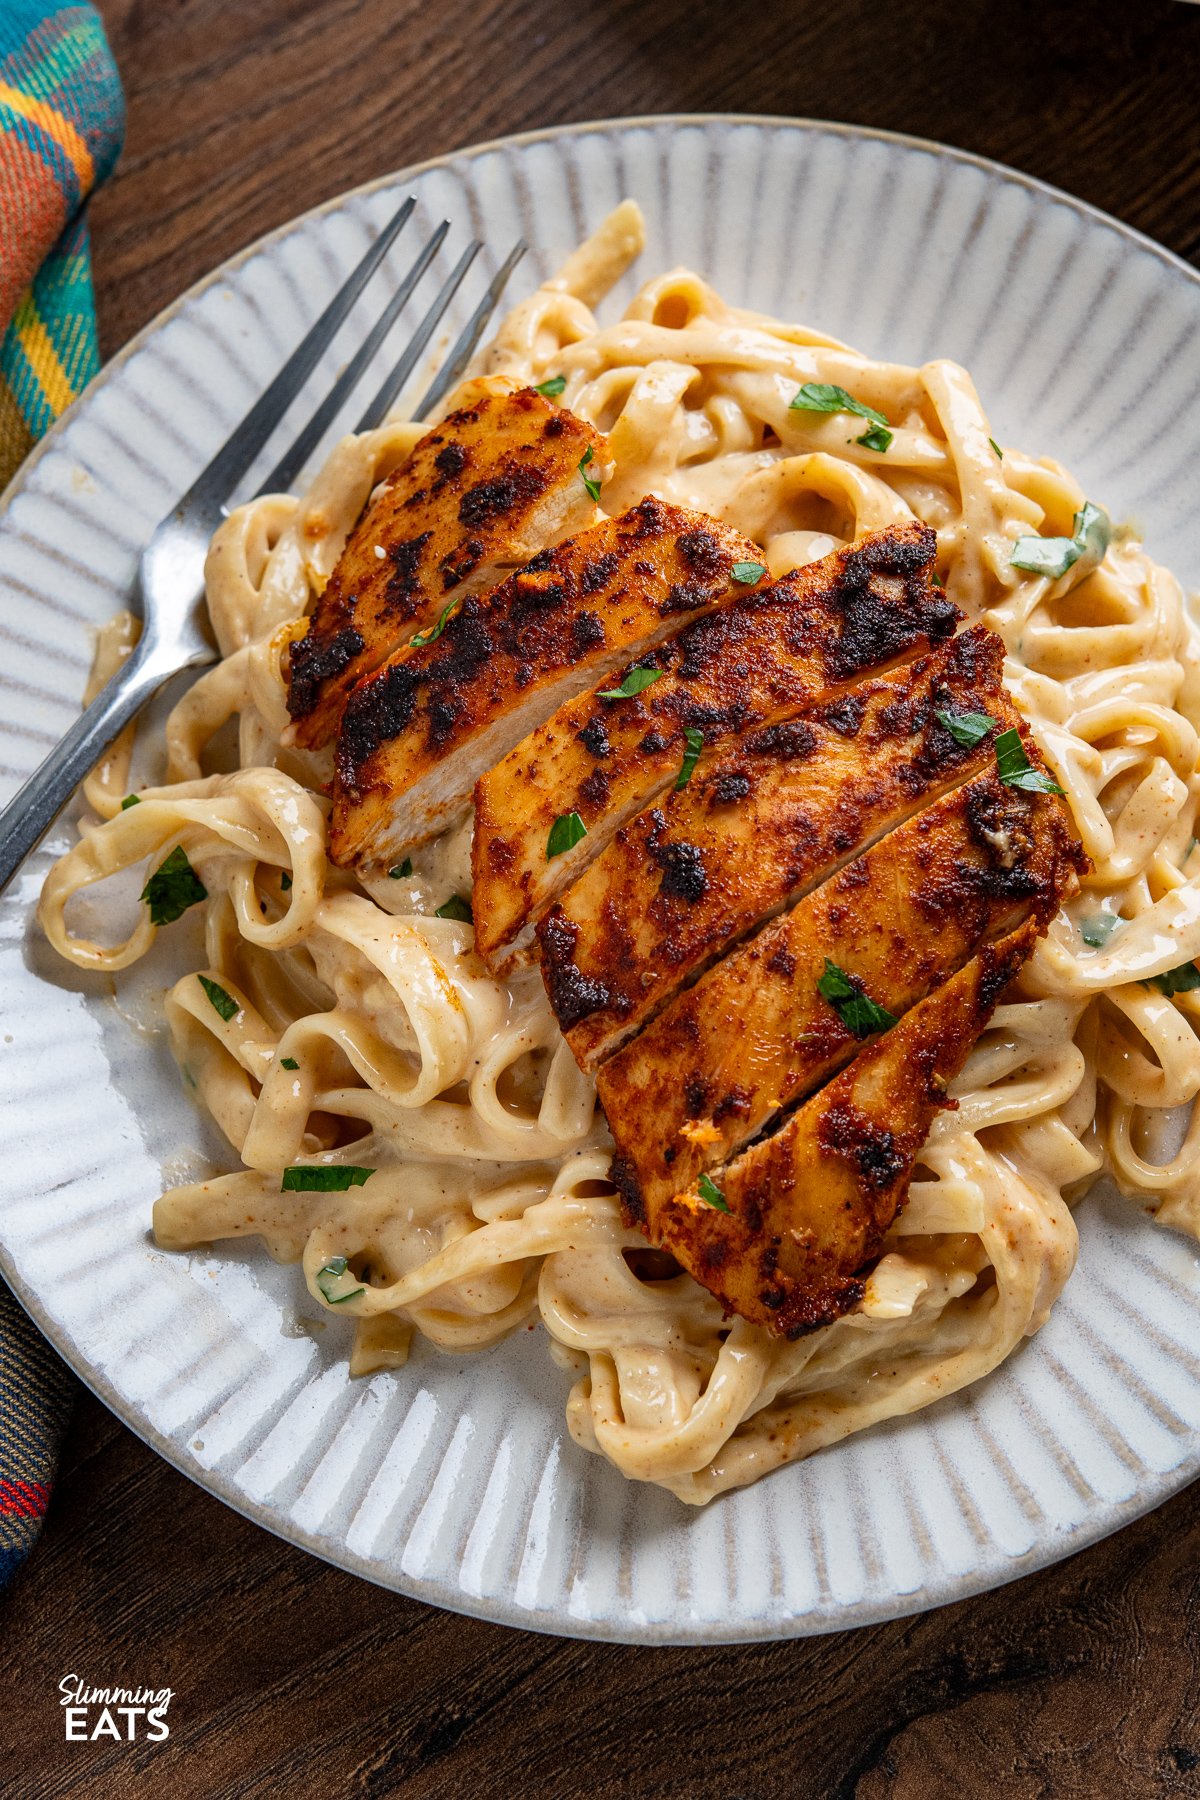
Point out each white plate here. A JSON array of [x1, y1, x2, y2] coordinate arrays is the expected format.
[[2, 117, 1199, 1646]]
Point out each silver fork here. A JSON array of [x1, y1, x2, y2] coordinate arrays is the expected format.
[[0, 197, 526, 893]]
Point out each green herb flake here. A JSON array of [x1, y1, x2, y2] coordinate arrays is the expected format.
[[817, 958, 898, 1038], [435, 894, 474, 923], [547, 812, 588, 859], [315, 1255, 366, 1305], [141, 845, 207, 928], [994, 727, 1063, 794], [388, 858, 413, 879], [1080, 915, 1118, 949], [579, 446, 602, 503], [198, 975, 239, 1023], [675, 726, 704, 791], [731, 560, 767, 585], [855, 423, 893, 454], [697, 1173, 730, 1213], [280, 870, 293, 891], [935, 707, 998, 748], [1011, 501, 1111, 581], [789, 382, 890, 430], [410, 595, 463, 649], [120, 794, 140, 810], [281, 1165, 375, 1193], [931, 571, 946, 589], [598, 666, 663, 701], [1144, 961, 1200, 998], [280, 1056, 300, 1071], [534, 374, 567, 398], [988, 437, 1004, 460]]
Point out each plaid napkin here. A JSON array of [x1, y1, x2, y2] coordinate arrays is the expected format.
[[0, 0, 123, 1584], [0, 0, 123, 491]]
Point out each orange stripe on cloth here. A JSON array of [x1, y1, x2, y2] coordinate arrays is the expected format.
[[0, 80, 95, 186], [0, 131, 67, 333]]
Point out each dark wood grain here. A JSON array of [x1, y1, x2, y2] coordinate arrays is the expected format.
[[4, 0, 1200, 1793], [2, 1391, 1199, 1798]]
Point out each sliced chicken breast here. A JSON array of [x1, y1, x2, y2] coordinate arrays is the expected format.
[[330, 498, 766, 869], [473, 521, 959, 970], [540, 625, 1029, 1070], [286, 381, 607, 748], [618, 918, 1039, 1338], [601, 771, 1086, 1224]]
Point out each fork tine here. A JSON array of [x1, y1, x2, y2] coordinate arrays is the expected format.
[[355, 241, 483, 432], [182, 194, 416, 510], [255, 222, 450, 496], [413, 239, 527, 421]]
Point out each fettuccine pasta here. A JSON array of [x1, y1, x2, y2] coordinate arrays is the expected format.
[[39, 202, 1200, 1503]]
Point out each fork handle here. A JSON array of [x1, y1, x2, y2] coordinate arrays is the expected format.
[[0, 638, 203, 895]]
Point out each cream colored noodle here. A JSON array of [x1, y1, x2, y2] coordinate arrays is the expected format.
[[38, 203, 1200, 1503]]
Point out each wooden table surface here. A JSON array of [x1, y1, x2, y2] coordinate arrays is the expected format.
[[5, 2, 1200, 1795]]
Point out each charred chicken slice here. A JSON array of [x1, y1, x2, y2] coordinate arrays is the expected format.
[[286, 381, 607, 749], [601, 770, 1086, 1224], [540, 625, 1026, 1071], [620, 918, 1040, 1338], [330, 498, 765, 869], [472, 522, 959, 970]]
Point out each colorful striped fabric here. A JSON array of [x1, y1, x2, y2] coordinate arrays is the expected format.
[[0, 0, 123, 1584], [0, 1285, 77, 1586], [0, 0, 124, 491]]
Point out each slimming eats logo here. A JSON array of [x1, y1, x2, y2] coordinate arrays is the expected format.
[[59, 1675, 173, 1742]]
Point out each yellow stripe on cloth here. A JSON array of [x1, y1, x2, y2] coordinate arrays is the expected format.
[[13, 292, 76, 416], [0, 80, 95, 187]]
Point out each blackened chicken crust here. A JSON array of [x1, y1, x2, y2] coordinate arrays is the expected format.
[[600, 767, 1086, 1226], [620, 919, 1040, 1338], [329, 497, 764, 868], [540, 624, 1026, 1071], [286, 381, 605, 748], [473, 521, 958, 970]]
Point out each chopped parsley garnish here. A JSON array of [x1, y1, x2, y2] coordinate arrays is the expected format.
[[435, 893, 474, 923], [120, 794, 140, 810], [790, 382, 890, 432], [935, 707, 997, 748], [817, 959, 899, 1038], [697, 1173, 730, 1213], [855, 423, 893, 454], [547, 811, 588, 859], [388, 858, 413, 879], [1010, 502, 1110, 581], [280, 1056, 300, 1071], [731, 560, 767, 584], [675, 726, 703, 791], [1144, 961, 1200, 998], [535, 374, 567, 397], [989, 437, 1003, 460], [931, 571, 945, 589], [994, 727, 1063, 794], [579, 446, 602, 503], [280, 870, 292, 891], [410, 596, 462, 648], [1080, 915, 1118, 949], [141, 845, 207, 927], [198, 975, 239, 1022], [598, 666, 662, 700], [281, 1166, 374, 1193], [315, 1255, 366, 1304]]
